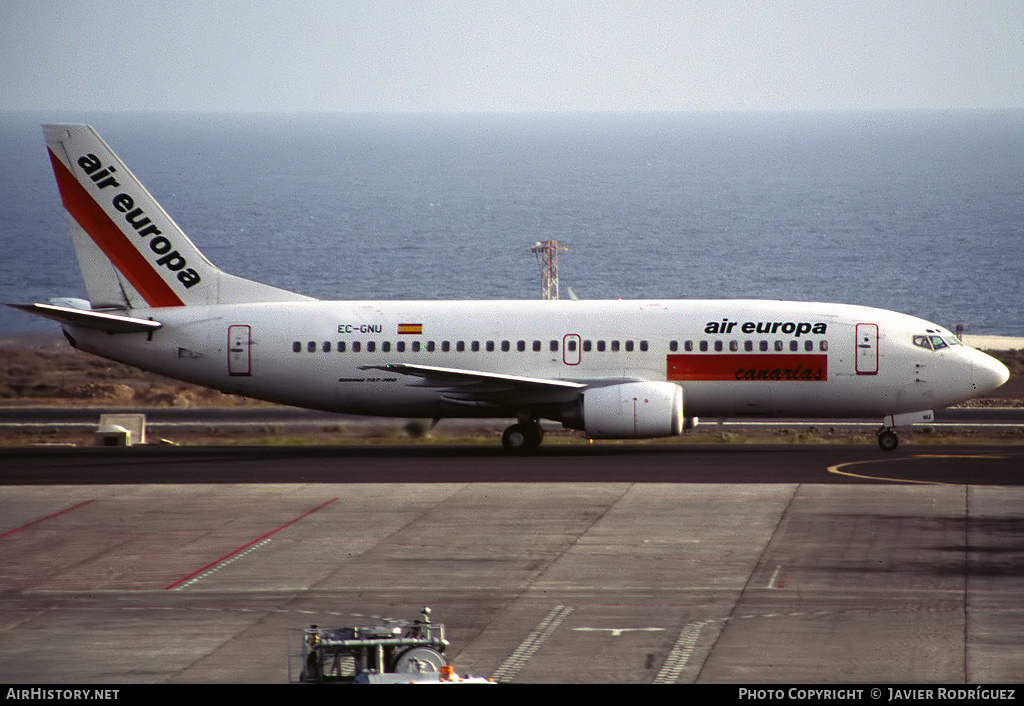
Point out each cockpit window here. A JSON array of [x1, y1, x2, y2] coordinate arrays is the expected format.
[[914, 334, 962, 351]]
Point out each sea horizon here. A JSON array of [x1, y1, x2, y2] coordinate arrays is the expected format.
[[2, 109, 1021, 335]]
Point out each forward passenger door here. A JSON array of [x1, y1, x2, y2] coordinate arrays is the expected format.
[[855, 323, 878, 375]]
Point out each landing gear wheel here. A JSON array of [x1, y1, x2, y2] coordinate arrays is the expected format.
[[502, 422, 542, 453], [877, 429, 899, 452]]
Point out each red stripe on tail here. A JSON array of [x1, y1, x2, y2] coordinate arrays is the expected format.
[[48, 148, 185, 308]]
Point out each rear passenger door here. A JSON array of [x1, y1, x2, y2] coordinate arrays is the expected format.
[[228, 325, 252, 376]]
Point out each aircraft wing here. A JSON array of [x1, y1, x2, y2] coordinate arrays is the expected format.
[[6, 303, 162, 334], [361, 363, 586, 407]]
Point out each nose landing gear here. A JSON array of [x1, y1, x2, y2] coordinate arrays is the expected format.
[[876, 410, 933, 452], [877, 428, 899, 451]]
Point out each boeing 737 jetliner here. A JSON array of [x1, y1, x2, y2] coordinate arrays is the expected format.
[[11, 124, 1009, 451]]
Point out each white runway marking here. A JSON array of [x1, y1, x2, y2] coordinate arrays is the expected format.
[[491, 605, 574, 683], [655, 619, 719, 684]]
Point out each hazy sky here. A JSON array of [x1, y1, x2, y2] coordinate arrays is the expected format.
[[2, 0, 1022, 113]]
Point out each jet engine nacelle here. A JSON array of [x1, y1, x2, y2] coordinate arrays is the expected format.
[[571, 381, 684, 439]]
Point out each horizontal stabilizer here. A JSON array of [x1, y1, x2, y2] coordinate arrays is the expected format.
[[6, 303, 162, 333]]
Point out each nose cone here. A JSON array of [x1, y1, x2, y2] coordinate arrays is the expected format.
[[970, 349, 1010, 396]]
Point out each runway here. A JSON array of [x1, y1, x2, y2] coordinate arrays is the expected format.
[[1, 443, 1023, 684]]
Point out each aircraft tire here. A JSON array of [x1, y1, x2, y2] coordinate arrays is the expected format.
[[877, 429, 899, 452], [502, 422, 542, 453]]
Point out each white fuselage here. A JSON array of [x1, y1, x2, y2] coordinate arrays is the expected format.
[[65, 298, 1007, 424]]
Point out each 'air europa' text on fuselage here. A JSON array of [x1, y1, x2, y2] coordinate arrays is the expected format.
[[704, 319, 828, 336]]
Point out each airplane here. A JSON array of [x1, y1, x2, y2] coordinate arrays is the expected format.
[[9, 123, 1010, 452]]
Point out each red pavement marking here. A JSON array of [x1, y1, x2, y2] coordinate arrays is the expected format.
[[163, 497, 339, 589], [0, 499, 98, 539]]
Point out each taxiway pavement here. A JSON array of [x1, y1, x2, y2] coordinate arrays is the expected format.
[[1, 443, 1022, 684]]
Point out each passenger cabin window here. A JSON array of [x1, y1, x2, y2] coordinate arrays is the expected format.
[[665, 336, 831, 355], [296, 335, 832, 358]]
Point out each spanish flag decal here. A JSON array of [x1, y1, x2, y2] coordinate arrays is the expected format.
[[398, 323, 423, 335]]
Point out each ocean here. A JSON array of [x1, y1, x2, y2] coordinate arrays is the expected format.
[[1, 110, 1021, 336]]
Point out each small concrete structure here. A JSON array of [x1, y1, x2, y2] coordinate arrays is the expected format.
[[95, 414, 146, 446], [94, 424, 130, 447]]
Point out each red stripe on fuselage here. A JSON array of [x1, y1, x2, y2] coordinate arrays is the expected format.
[[48, 148, 185, 308], [667, 354, 828, 382]]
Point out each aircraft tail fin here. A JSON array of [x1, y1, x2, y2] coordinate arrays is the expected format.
[[43, 124, 313, 309]]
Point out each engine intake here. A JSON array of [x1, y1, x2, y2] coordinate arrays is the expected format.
[[564, 381, 684, 439]]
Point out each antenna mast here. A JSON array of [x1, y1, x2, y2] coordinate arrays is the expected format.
[[530, 240, 569, 300]]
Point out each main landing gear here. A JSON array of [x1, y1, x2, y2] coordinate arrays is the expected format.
[[501, 420, 544, 453], [877, 427, 899, 452]]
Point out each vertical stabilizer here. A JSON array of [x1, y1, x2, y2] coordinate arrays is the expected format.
[[43, 124, 313, 308]]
